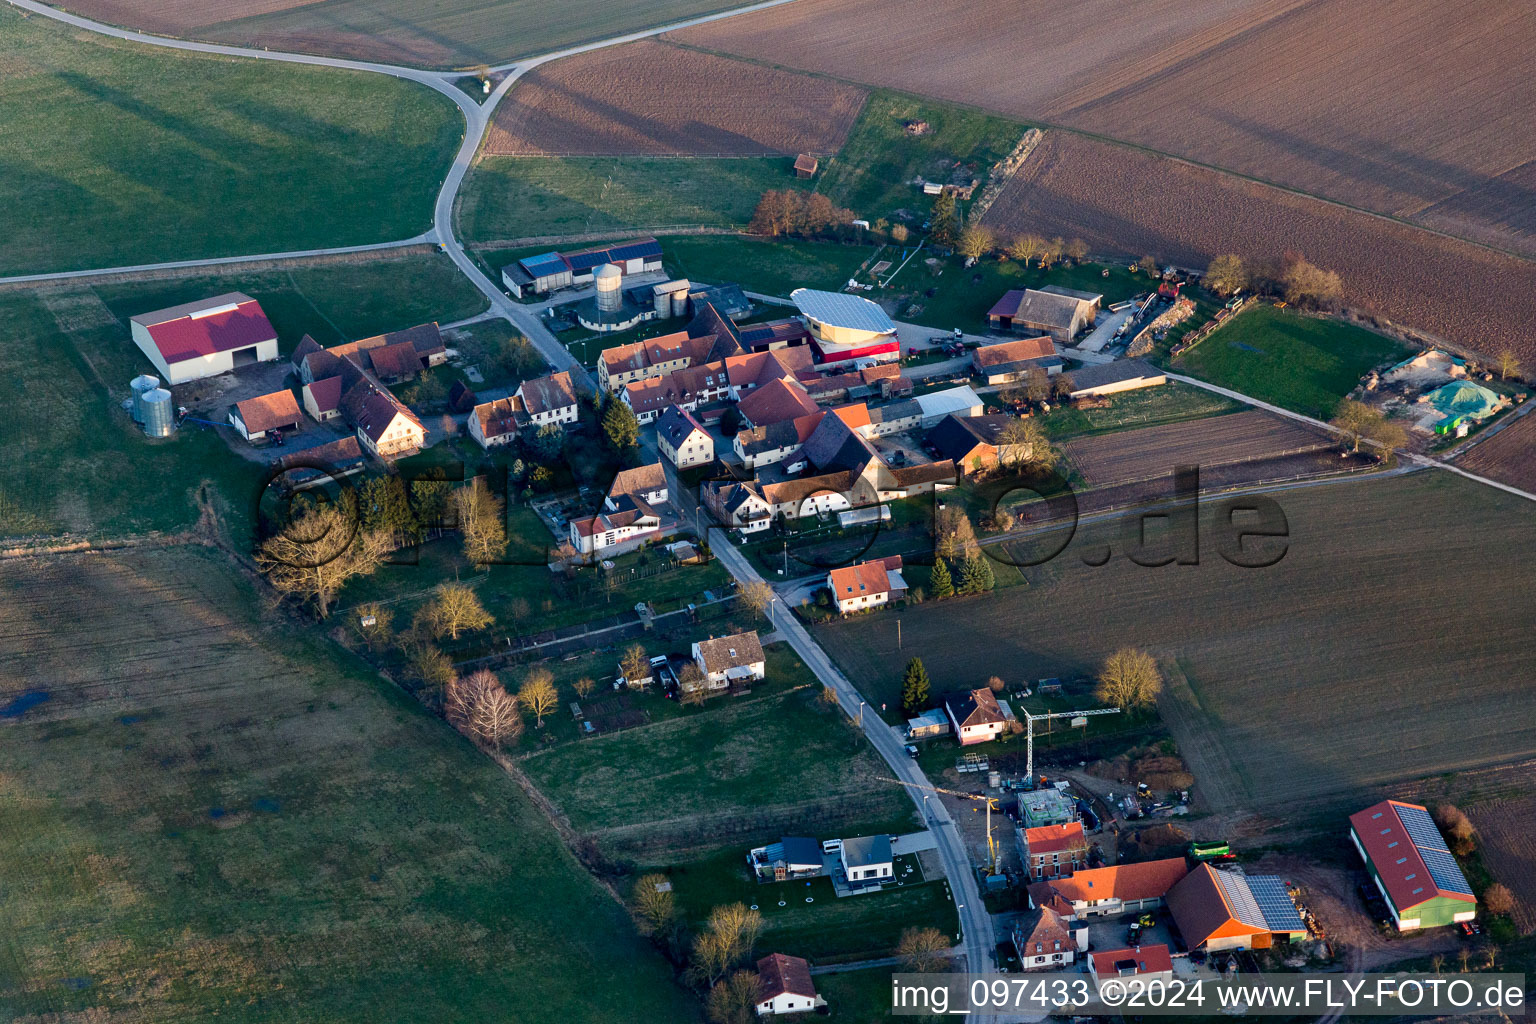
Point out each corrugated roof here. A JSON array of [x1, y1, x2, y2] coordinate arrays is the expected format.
[[1067, 358, 1164, 392], [790, 289, 897, 335], [914, 385, 982, 419], [1350, 799, 1475, 912]]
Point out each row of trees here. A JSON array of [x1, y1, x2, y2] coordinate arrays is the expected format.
[[999, 368, 1076, 412], [629, 875, 769, 1023], [748, 190, 858, 239], [1203, 251, 1342, 309], [953, 225, 1091, 268], [900, 647, 1163, 717]]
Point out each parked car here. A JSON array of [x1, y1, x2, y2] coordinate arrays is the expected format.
[[904, 744, 920, 758]]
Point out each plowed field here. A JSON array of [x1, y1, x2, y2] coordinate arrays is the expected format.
[[979, 133, 1536, 363], [486, 41, 866, 156], [1455, 412, 1536, 495], [1063, 410, 1331, 487]]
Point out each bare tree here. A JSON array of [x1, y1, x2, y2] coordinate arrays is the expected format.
[[1205, 254, 1248, 296], [1038, 236, 1065, 268], [1280, 254, 1343, 308], [737, 580, 775, 622], [1096, 648, 1162, 708], [255, 504, 388, 618], [897, 926, 951, 973], [421, 582, 493, 640], [409, 644, 455, 702], [958, 225, 994, 262], [679, 662, 708, 707], [1006, 233, 1045, 266], [934, 506, 979, 561], [1065, 238, 1089, 263], [987, 675, 1005, 693], [507, 596, 531, 626], [890, 223, 910, 244], [1483, 883, 1515, 916], [997, 416, 1057, 472], [1331, 400, 1377, 453], [691, 904, 763, 984], [1495, 349, 1522, 381], [1138, 254, 1161, 279], [518, 668, 559, 727], [631, 873, 678, 936], [620, 644, 649, 686], [454, 478, 507, 566], [354, 602, 394, 648], [449, 669, 522, 747], [1024, 366, 1051, 405], [1433, 805, 1477, 856], [574, 676, 597, 699], [706, 971, 762, 1024]]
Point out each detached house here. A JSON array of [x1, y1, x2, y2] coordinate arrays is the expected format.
[[691, 630, 765, 690], [826, 555, 906, 614], [655, 405, 713, 468], [468, 397, 520, 449], [1013, 905, 1078, 970], [1089, 945, 1175, 997], [515, 371, 579, 427], [838, 834, 893, 889], [568, 462, 670, 555], [350, 386, 426, 459], [943, 688, 1008, 745], [755, 954, 825, 1016], [1020, 822, 1090, 880]]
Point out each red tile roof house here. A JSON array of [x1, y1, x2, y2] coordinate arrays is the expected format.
[[971, 334, 1064, 384], [1020, 822, 1090, 880], [1089, 944, 1175, 997], [826, 555, 906, 614], [228, 388, 303, 443], [1012, 904, 1078, 971], [567, 463, 670, 556], [301, 376, 344, 422], [467, 396, 520, 449], [130, 293, 279, 384], [943, 688, 1008, 745], [1038, 858, 1190, 920], [754, 953, 825, 1015]]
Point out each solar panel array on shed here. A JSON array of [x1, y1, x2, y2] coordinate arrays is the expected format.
[[1395, 804, 1475, 896], [1246, 876, 1307, 932], [520, 252, 567, 276]]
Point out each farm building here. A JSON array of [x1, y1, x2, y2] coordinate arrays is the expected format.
[[291, 324, 447, 387], [130, 293, 279, 384], [1349, 799, 1476, 931], [229, 389, 302, 443], [1166, 865, 1308, 951], [943, 688, 1007, 746], [789, 288, 900, 365], [501, 237, 663, 298], [655, 405, 714, 468], [748, 837, 824, 882], [794, 153, 819, 178], [867, 398, 923, 436], [1035, 858, 1189, 920], [568, 462, 670, 555], [972, 335, 1063, 384], [1018, 788, 1075, 828], [755, 954, 825, 1016], [826, 555, 906, 614], [1067, 359, 1167, 398], [302, 377, 344, 422], [688, 283, 753, 320], [926, 413, 1020, 477], [1088, 945, 1174, 996], [837, 834, 893, 889], [1012, 905, 1078, 970], [987, 286, 1100, 342], [913, 385, 983, 427], [692, 630, 765, 690], [906, 708, 950, 740], [1019, 822, 1089, 880]]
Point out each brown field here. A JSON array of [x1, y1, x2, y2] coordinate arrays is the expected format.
[[1063, 410, 1331, 488], [1466, 797, 1536, 935], [485, 41, 867, 157], [980, 132, 1536, 363], [1455, 412, 1536, 495], [674, 0, 1536, 256]]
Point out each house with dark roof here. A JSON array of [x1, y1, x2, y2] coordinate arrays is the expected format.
[[351, 384, 426, 459], [229, 388, 302, 443], [1349, 799, 1476, 931], [130, 293, 279, 384], [501, 237, 663, 297], [691, 630, 765, 690], [838, 834, 893, 889], [655, 405, 713, 468], [1166, 865, 1309, 951], [826, 555, 906, 614], [988, 287, 1100, 342], [943, 688, 1008, 746], [755, 954, 825, 1016], [747, 836, 824, 882], [703, 480, 774, 535], [732, 413, 821, 470], [972, 335, 1064, 383], [301, 376, 344, 423], [926, 413, 1021, 477], [366, 339, 426, 383], [1013, 904, 1078, 970]]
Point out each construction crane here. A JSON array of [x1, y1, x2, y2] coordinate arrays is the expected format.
[[1023, 706, 1121, 785], [878, 776, 1002, 875]]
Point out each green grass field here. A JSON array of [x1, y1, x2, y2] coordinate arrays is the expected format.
[[816, 472, 1536, 812], [460, 156, 806, 243], [664, 235, 881, 298], [818, 92, 1025, 222], [1175, 303, 1411, 418], [0, 7, 460, 276], [814, 966, 901, 1021], [0, 252, 486, 540], [1033, 381, 1243, 439], [0, 546, 699, 1023]]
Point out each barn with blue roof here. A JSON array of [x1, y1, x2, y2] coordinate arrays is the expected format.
[[501, 237, 664, 297]]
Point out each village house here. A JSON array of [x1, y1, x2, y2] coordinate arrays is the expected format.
[[291, 324, 447, 387], [972, 335, 1063, 385], [1089, 945, 1175, 997], [467, 371, 578, 449], [826, 555, 906, 614], [229, 389, 302, 443], [988, 286, 1101, 342], [926, 413, 1022, 477], [568, 462, 670, 555], [130, 293, 279, 384], [754, 954, 825, 1016], [301, 377, 344, 422], [943, 688, 1008, 745], [732, 414, 821, 470], [703, 481, 775, 535], [1012, 905, 1078, 970], [468, 397, 519, 449], [1019, 822, 1090, 880], [349, 384, 427, 460], [1033, 858, 1189, 920], [655, 405, 714, 468], [691, 630, 765, 691], [737, 376, 821, 428]]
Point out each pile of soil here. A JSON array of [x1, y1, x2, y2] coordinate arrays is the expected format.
[[1119, 823, 1189, 861]]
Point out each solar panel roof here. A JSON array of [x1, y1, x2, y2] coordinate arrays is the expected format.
[[790, 288, 897, 335], [1395, 805, 1474, 896], [520, 252, 566, 277], [1247, 876, 1307, 932]]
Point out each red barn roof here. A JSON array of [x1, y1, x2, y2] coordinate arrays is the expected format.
[[131, 293, 276, 364]]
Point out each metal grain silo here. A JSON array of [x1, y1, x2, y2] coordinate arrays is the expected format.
[[141, 388, 176, 438], [594, 263, 623, 313], [129, 374, 160, 423]]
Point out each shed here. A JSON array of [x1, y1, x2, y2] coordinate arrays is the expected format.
[[794, 154, 819, 178]]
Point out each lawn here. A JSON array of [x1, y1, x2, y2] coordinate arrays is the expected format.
[[1175, 303, 1411, 418], [0, 7, 460, 276], [886, 252, 1145, 333], [818, 92, 1026, 223], [1033, 381, 1244, 440], [0, 546, 699, 1023], [523, 646, 914, 856], [815, 967, 901, 1022], [459, 156, 807, 243], [664, 235, 883, 298], [816, 472, 1536, 812], [0, 252, 486, 541]]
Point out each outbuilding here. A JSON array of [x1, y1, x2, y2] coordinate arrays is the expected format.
[[1349, 799, 1476, 931], [130, 293, 279, 384], [229, 389, 302, 443]]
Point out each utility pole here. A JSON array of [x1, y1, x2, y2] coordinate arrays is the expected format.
[[897, 618, 902, 649], [1024, 706, 1121, 785]]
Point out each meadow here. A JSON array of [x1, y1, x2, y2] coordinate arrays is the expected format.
[[1176, 304, 1410, 418], [816, 472, 1536, 812], [0, 547, 700, 1023], [0, 7, 458, 276]]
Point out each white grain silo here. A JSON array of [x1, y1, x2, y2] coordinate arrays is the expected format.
[[141, 388, 176, 438], [129, 374, 160, 423], [594, 263, 623, 314], [671, 287, 690, 318]]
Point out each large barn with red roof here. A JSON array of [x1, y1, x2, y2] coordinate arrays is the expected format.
[[1349, 799, 1476, 931], [129, 293, 279, 384]]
